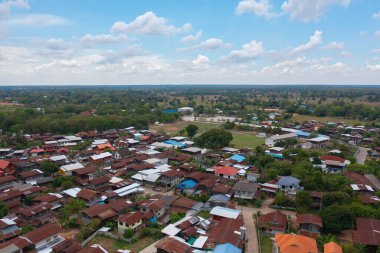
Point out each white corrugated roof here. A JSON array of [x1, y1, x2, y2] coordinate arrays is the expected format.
[[91, 152, 112, 160], [60, 162, 84, 172], [192, 236, 208, 248], [210, 206, 241, 219], [161, 224, 182, 236]]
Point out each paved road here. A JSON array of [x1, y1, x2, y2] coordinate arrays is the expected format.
[[240, 206, 259, 253], [355, 147, 369, 165]]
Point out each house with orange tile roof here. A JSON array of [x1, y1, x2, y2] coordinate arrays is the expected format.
[[274, 234, 318, 253], [324, 242, 343, 253]]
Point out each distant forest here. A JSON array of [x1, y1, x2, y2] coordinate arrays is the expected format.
[[0, 85, 379, 134]]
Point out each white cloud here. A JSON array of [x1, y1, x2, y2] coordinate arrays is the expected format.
[[235, 0, 277, 18], [191, 54, 209, 66], [111, 11, 191, 36], [0, 0, 29, 18], [322, 41, 345, 50], [367, 65, 380, 71], [80, 34, 127, 44], [178, 38, 230, 51], [223, 40, 264, 62], [372, 11, 380, 19], [7, 14, 71, 26], [375, 30, 380, 39], [281, 0, 350, 22], [292, 30, 322, 54], [181, 30, 202, 44]]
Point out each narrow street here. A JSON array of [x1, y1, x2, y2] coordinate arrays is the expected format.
[[355, 147, 369, 165]]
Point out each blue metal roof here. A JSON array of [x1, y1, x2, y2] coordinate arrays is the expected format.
[[266, 153, 283, 159], [214, 243, 242, 253], [164, 140, 186, 147], [230, 154, 246, 163], [296, 130, 311, 137], [277, 176, 301, 186]]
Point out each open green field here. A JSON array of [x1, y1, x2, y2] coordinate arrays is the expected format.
[[290, 114, 372, 125], [231, 132, 265, 148], [87, 235, 155, 252], [150, 121, 219, 135], [150, 120, 265, 148]]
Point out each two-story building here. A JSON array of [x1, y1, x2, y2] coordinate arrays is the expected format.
[[117, 211, 144, 235]]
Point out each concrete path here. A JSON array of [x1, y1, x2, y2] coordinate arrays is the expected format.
[[355, 147, 369, 165]]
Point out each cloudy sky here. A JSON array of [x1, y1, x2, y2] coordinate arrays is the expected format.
[[0, 0, 380, 85]]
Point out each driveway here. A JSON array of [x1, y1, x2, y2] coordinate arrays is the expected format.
[[237, 199, 296, 253], [355, 147, 369, 165]]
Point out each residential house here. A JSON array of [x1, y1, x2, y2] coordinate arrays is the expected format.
[[0, 160, 15, 176], [117, 211, 144, 235], [273, 234, 318, 253], [214, 166, 239, 180], [156, 236, 192, 253], [276, 176, 301, 195], [82, 204, 117, 226], [71, 166, 98, 185], [205, 217, 245, 250], [159, 169, 185, 189], [137, 198, 166, 220], [0, 176, 15, 191], [18, 169, 43, 184], [309, 136, 330, 148], [257, 211, 287, 235], [0, 218, 20, 242], [296, 213, 323, 238], [320, 155, 350, 173], [77, 188, 100, 206], [232, 181, 257, 200], [265, 133, 297, 147], [352, 217, 380, 252], [88, 175, 110, 191], [308, 191, 323, 209], [324, 242, 343, 253]]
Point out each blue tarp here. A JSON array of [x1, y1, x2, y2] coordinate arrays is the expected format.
[[177, 179, 197, 189], [230, 154, 246, 163], [214, 243, 242, 253], [163, 109, 177, 114], [164, 140, 186, 147], [150, 216, 157, 223]]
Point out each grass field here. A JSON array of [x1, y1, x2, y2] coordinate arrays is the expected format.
[[290, 114, 371, 125], [87, 235, 155, 252], [150, 120, 265, 148], [150, 121, 219, 135], [231, 132, 265, 148]]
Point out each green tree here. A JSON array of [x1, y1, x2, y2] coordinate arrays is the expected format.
[[124, 228, 134, 239], [40, 160, 59, 176], [322, 204, 354, 233], [20, 224, 33, 234], [0, 201, 8, 218], [170, 212, 185, 223], [322, 192, 351, 208], [195, 129, 233, 149], [185, 124, 199, 138], [295, 190, 311, 212]]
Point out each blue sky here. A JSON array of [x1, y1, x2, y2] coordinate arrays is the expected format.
[[0, 0, 380, 85]]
